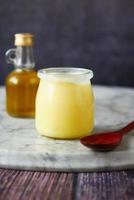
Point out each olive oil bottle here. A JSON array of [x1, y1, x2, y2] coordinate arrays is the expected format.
[[5, 33, 39, 118]]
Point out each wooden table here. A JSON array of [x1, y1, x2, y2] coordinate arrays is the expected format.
[[0, 168, 134, 200]]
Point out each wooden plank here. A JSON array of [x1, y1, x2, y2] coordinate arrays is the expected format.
[[76, 171, 134, 200], [0, 169, 134, 200]]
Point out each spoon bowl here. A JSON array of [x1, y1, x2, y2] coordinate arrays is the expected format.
[[80, 121, 134, 151], [81, 132, 123, 151]]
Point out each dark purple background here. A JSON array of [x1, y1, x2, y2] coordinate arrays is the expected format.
[[0, 0, 134, 86]]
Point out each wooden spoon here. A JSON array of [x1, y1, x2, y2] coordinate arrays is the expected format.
[[80, 121, 134, 151]]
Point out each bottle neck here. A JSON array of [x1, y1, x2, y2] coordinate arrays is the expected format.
[[14, 46, 35, 69]]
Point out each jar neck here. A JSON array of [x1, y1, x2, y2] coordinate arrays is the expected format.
[[14, 46, 35, 69], [38, 68, 93, 83]]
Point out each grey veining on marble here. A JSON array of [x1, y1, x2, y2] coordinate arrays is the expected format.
[[0, 86, 134, 172]]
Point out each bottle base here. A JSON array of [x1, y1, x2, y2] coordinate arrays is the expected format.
[[7, 111, 35, 118]]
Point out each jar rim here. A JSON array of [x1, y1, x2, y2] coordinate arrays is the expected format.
[[38, 67, 93, 79]]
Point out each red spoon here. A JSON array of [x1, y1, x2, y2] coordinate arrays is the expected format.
[[80, 121, 134, 151]]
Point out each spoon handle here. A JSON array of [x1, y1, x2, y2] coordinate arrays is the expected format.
[[119, 121, 134, 135]]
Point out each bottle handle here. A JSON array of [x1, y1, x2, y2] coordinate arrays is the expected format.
[[5, 49, 16, 65]]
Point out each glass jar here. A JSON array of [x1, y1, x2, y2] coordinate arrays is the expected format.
[[35, 68, 94, 139]]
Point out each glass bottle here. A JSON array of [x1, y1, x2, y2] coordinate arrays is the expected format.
[[5, 33, 39, 118]]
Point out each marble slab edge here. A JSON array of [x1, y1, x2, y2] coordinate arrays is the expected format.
[[0, 149, 134, 172]]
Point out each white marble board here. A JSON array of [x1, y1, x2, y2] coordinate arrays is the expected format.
[[0, 86, 134, 172]]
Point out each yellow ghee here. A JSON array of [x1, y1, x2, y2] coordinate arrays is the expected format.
[[35, 76, 94, 139]]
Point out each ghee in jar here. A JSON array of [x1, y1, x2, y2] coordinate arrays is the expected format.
[[35, 68, 94, 139]]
